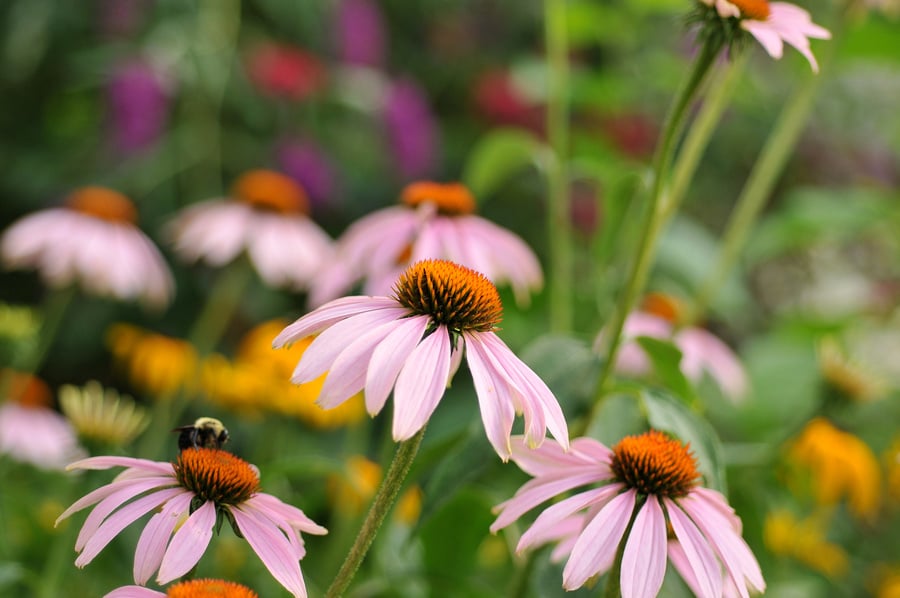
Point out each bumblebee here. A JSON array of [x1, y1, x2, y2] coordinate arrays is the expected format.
[[174, 417, 229, 451]]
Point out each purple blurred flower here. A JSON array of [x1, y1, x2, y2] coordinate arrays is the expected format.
[[276, 139, 339, 210], [334, 0, 387, 68], [383, 79, 439, 180], [106, 60, 170, 154]]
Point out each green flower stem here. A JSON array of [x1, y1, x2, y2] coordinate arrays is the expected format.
[[544, 0, 573, 333], [589, 38, 723, 408], [662, 51, 750, 222], [326, 427, 426, 598], [684, 38, 839, 326]]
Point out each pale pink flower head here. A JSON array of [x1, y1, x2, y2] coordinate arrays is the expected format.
[[57, 447, 326, 598], [595, 294, 749, 402], [105, 578, 258, 598], [275, 259, 568, 460], [167, 169, 334, 292], [701, 0, 831, 72], [309, 181, 542, 307], [492, 431, 765, 597], [0, 371, 86, 470], [1, 187, 174, 308]]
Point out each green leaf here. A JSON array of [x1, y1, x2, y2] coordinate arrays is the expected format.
[[639, 388, 727, 493], [462, 128, 546, 200], [519, 334, 601, 413], [419, 489, 496, 584], [635, 335, 698, 403]]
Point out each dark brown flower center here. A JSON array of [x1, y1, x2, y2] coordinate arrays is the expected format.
[[174, 448, 259, 505], [166, 578, 258, 598], [394, 260, 503, 332], [232, 169, 309, 215], [400, 181, 477, 216], [731, 0, 770, 20], [66, 187, 138, 223], [611, 430, 700, 498]]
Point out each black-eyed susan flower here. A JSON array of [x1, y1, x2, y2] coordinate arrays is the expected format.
[[59, 380, 148, 446], [275, 259, 568, 460], [167, 169, 333, 292], [106, 324, 199, 398], [763, 509, 848, 578], [105, 578, 258, 597], [0, 370, 86, 470], [0, 187, 174, 308], [309, 181, 542, 307], [57, 448, 326, 598], [492, 432, 765, 597], [698, 0, 830, 72]]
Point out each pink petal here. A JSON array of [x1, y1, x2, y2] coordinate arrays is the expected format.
[[666, 499, 723, 598], [517, 485, 624, 551], [392, 326, 452, 440], [364, 315, 430, 415], [231, 506, 308, 598], [56, 474, 172, 527], [248, 493, 328, 536], [317, 320, 400, 409], [66, 456, 174, 475], [273, 296, 400, 347], [156, 500, 216, 583], [464, 332, 517, 458], [76, 487, 184, 567], [563, 488, 637, 589], [621, 495, 668, 598], [103, 586, 163, 598], [507, 436, 612, 477], [133, 492, 193, 584]]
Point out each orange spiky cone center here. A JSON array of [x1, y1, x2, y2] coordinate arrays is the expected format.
[[611, 430, 700, 497], [232, 169, 309, 215], [174, 448, 259, 505], [400, 181, 477, 216], [65, 186, 138, 223]]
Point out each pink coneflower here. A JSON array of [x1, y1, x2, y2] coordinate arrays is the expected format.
[[56, 448, 326, 598], [106, 578, 258, 597], [0, 187, 174, 308], [492, 432, 765, 597], [596, 294, 748, 401], [276, 259, 567, 460], [701, 0, 830, 72], [0, 371, 86, 470], [167, 170, 333, 292], [309, 181, 542, 307]]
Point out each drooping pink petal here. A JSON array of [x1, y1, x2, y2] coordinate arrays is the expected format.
[[66, 456, 175, 475], [491, 472, 613, 533], [364, 315, 430, 415], [231, 506, 309, 598], [513, 484, 623, 549], [621, 495, 668, 598], [392, 326, 452, 440], [507, 436, 612, 477], [666, 499, 724, 598], [563, 488, 637, 590], [76, 487, 184, 567], [156, 500, 216, 583], [133, 491, 193, 584], [103, 586, 163, 598], [464, 331, 517, 458], [248, 493, 328, 536], [56, 474, 171, 527], [668, 539, 706, 598], [273, 296, 401, 347]]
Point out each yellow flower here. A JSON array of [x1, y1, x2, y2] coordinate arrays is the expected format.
[[106, 323, 198, 398], [59, 380, 148, 446], [818, 336, 888, 402], [326, 455, 423, 524], [876, 567, 900, 598], [885, 438, 900, 504], [763, 509, 848, 578], [787, 417, 881, 520], [204, 319, 365, 428]]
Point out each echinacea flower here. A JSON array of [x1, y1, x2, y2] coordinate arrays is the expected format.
[[167, 170, 334, 292], [59, 380, 149, 446], [310, 181, 542, 307], [0, 371, 86, 470], [57, 448, 327, 598], [492, 432, 765, 597], [276, 259, 568, 460], [1, 187, 174, 308], [106, 578, 258, 598], [700, 0, 831, 72], [595, 294, 748, 401]]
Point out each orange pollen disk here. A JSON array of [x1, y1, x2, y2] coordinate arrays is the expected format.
[[394, 259, 503, 332], [3, 371, 53, 409], [65, 186, 138, 223], [232, 169, 309, 215], [166, 579, 258, 598], [174, 449, 259, 505], [401, 181, 477, 216], [731, 0, 770, 20], [641, 292, 682, 323], [611, 430, 700, 498]]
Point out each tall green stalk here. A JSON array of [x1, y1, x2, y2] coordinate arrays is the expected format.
[[325, 427, 426, 598], [590, 38, 723, 408], [544, 0, 573, 333]]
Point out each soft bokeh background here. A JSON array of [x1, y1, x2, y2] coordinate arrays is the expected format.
[[1, 0, 899, 596]]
